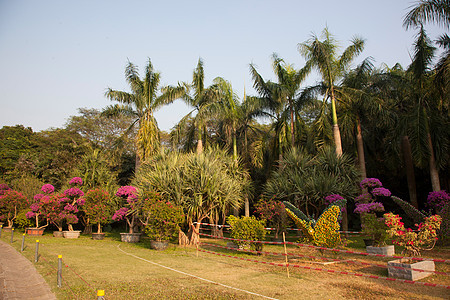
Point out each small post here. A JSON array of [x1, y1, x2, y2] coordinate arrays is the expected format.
[[57, 255, 62, 288], [196, 242, 199, 258], [97, 290, 105, 300], [0, 225, 2, 238], [10, 228, 14, 243], [21, 233, 25, 252], [34, 240, 39, 263], [283, 232, 290, 278]]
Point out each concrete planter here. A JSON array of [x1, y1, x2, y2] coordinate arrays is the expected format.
[[388, 259, 435, 281], [53, 231, 64, 237], [63, 230, 81, 239], [150, 240, 169, 250], [26, 228, 45, 236], [366, 245, 395, 256], [120, 233, 141, 243], [92, 233, 105, 240]]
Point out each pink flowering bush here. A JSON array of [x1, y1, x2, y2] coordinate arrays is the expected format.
[[81, 188, 112, 234], [354, 202, 385, 214], [112, 185, 141, 234], [41, 184, 55, 194], [69, 177, 83, 186], [61, 177, 86, 231], [359, 178, 382, 189], [384, 212, 442, 256], [254, 197, 286, 239]]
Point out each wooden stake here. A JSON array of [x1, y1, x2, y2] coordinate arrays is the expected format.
[[283, 232, 290, 278]]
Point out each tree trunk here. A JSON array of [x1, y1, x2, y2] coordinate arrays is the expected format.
[[188, 222, 201, 245], [290, 100, 295, 146], [330, 91, 343, 157], [428, 133, 441, 191], [244, 197, 250, 217], [196, 127, 203, 154], [356, 116, 367, 180], [401, 136, 418, 208]]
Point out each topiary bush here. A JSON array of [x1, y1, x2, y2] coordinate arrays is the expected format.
[[226, 215, 267, 251]]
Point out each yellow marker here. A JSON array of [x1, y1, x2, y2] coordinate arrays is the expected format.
[[97, 290, 105, 296], [58, 255, 62, 259], [23, 233, 25, 236], [36, 240, 39, 243], [12, 228, 14, 231]]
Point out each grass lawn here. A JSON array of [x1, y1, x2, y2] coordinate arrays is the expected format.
[[1, 229, 449, 299]]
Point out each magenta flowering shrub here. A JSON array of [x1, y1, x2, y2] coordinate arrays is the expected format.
[[426, 190, 450, 212], [113, 186, 141, 234], [81, 188, 112, 234], [354, 202, 385, 214], [112, 207, 129, 221], [0, 189, 29, 227], [69, 177, 83, 186], [0, 184, 11, 196], [64, 187, 84, 198], [41, 184, 55, 194], [372, 187, 392, 197], [359, 178, 382, 189], [254, 197, 287, 238], [324, 194, 346, 214]]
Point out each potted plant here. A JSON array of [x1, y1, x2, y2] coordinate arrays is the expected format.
[[112, 186, 142, 243], [62, 177, 85, 238], [384, 213, 442, 281], [0, 187, 28, 231], [82, 188, 112, 240], [25, 184, 55, 236], [141, 192, 184, 250]]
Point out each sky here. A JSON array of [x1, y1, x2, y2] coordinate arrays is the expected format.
[[0, 0, 445, 132]]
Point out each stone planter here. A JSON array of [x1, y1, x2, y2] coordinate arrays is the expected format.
[[92, 233, 105, 240], [150, 240, 169, 250], [366, 245, 395, 256], [26, 228, 45, 236], [2, 227, 13, 232], [388, 259, 435, 281], [53, 231, 64, 238], [120, 233, 141, 243], [63, 230, 81, 239]]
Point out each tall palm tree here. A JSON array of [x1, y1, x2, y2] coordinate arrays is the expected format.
[[103, 59, 169, 167], [298, 28, 365, 157], [163, 58, 217, 154]]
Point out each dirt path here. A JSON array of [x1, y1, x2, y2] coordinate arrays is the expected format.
[[0, 240, 56, 300]]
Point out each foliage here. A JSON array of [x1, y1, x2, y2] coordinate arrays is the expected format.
[[384, 212, 442, 256], [134, 148, 249, 227], [426, 190, 450, 213], [284, 200, 345, 248], [0, 189, 28, 227], [15, 209, 33, 229], [227, 215, 267, 251], [264, 147, 359, 217], [437, 202, 450, 246], [142, 192, 184, 242], [254, 197, 286, 238], [10, 175, 43, 203], [360, 213, 389, 246], [82, 188, 112, 233]]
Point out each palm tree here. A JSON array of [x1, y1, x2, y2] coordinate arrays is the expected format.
[[103, 59, 170, 167], [163, 58, 217, 154], [403, 0, 450, 29], [298, 28, 365, 157]]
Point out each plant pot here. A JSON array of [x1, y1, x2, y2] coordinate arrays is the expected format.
[[388, 259, 435, 281], [150, 240, 169, 250], [53, 231, 64, 237], [26, 228, 45, 236], [366, 245, 395, 256], [2, 227, 13, 232], [363, 238, 374, 246], [63, 230, 81, 239], [120, 233, 141, 243], [92, 233, 105, 240]]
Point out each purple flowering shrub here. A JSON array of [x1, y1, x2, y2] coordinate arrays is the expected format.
[[354, 202, 385, 214], [427, 190, 450, 213], [113, 186, 141, 234], [41, 184, 55, 194], [69, 177, 83, 186]]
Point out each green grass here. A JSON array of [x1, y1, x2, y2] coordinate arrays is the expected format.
[[1, 229, 449, 299]]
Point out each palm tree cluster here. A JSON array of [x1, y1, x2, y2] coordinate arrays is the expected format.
[[103, 2, 449, 224]]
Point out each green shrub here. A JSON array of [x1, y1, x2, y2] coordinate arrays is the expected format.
[[15, 209, 33, 229], [227, 215, 267, 251]]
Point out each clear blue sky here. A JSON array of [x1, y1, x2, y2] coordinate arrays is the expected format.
[[0, 0, 444, 132]]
